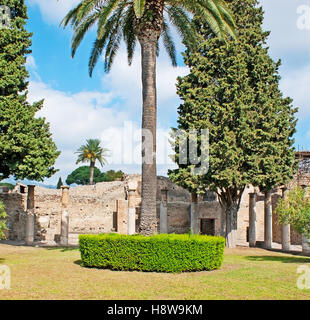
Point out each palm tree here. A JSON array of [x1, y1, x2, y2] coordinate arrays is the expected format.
[[61, 0, 236, 235], [75, 139, 110, 185]]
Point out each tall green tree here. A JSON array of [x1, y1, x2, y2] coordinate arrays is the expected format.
[[60, 0, 236, 235], [66, 165, 104, 185], [169, 0, 297, 247], [75, 139, 110, 185], [0, 0, 60, 181], [56, 177, 63, 189]]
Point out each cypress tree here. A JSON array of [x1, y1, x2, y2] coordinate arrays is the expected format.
[[0, 0, 60, 181], [56, 177, 63, 189], [169, 0, 297, 247]]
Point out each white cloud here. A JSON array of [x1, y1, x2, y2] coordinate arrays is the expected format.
[[101, 49, 189, 122], [26, 79, 179, 184], [280, 64, 310, 118], [27, 0, 80, 25], [27, 81, 130, 183], [260, 0, 310, 56], [26, 55, 37, 69]]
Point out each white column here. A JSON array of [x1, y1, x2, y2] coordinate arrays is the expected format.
[[25, 185, 35, 245], [302, 236, 310, 254], [160, 188, 168, 234], [300, 185, 310, 254], [281, 187, 291, 252], [60, 186, 69, 246], [264, 190, 272, 249], [128, 189, 136, 235], [190, 193, 199, 234], [249, 192, 257, 247]]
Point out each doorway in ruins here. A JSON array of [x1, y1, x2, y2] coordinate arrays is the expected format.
[[200, 218, 215, 236]]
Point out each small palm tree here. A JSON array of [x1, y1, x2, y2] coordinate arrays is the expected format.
[[75, 139, 110, 185]]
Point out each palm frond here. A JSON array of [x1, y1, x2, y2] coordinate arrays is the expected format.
[[165, 6, 197, 49], [97, 0, 122, 40], [133, 0, 146, 18], [122, 6, 137, 65], [161, 18, 177, 66], [71, 11, 100, 58]]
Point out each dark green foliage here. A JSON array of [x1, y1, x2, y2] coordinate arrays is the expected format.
[[60, 0, 236, 75], [75, 139, 109, 167], [169, 0, 297, 247], [0, 200, 8, 240], [56, 177, 63, 189], [103, 169, 124, 182], [66, 166, 124, 185], [0, 0, 60, 181], [66, 166, 103, 185], [0, 182, 15, 190], [79, 233, 225, 273], [276, 187, 310, 238]]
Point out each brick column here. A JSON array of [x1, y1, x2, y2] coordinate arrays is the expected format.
[[249, 192, 257, 247], [117, 200, 128, 234], [264, 190, 272, 249], [281, 187, 291, 252], [128, 189, 136, 235], [25, 185, 35, 245], [190, 192, 199, 234], [160, 188, 168, 234], [60, 186, 69, 246]]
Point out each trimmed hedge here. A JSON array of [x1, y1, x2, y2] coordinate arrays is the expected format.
[[79, 233, 225, 273]]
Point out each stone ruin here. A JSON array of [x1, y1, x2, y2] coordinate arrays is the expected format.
[[0, 174, 308, 252]]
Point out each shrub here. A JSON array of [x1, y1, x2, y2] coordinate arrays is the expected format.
[[79, 233, 225, 273], [276, 186, 310, 238], [0, 201, 8, 240]]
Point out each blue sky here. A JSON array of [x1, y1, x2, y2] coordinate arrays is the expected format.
[[7, 0, 310, 185]]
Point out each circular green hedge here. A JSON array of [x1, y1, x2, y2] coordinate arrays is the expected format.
[[79, 233, 225, 273]]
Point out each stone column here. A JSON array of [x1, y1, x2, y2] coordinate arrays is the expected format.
[[190, 192, 199, 234], [302, 236, 310, 254], [281, 187, 291, 252], [249, 192, 257, 248], [117, 200, 128, 234], [128, 188, 136, 235], [160, 188, 168, 234], [25, 185, 35, 245], [60, 186, 69, 246], [264, 190, 272, 249], [300, 185, 310, 254]]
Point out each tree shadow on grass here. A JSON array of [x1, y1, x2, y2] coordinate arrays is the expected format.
[[245, 255, 310, 264]]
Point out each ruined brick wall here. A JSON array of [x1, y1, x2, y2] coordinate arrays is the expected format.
[[1, 174, 306, 246], [0, 191, 27, 240]]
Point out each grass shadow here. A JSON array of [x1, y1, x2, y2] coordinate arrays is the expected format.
[[245, 255, 310, 264], [74, 260, 83, 266], [45, 246, 79, 252], [0, 258, 5, 264]]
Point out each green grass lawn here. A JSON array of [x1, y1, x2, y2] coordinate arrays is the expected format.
[[0, 243, 310, 300]]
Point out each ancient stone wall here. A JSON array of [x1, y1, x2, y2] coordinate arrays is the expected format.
[[0, 174, 306, 247]]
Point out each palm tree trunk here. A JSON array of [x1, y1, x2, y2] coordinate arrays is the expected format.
[[89, 161, 95, 185], [138, 34, 159, 235]]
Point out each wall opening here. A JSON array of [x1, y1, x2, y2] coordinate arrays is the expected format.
[[200, 219, 215, 236]]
